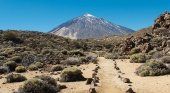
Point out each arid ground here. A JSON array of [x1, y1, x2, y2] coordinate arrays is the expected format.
[[1, 57, 170, 93]]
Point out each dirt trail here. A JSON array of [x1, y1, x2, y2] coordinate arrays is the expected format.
[[97, 57, 123, 93]]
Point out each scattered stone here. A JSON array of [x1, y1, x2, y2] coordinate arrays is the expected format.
[[92, 72, 97, 78], [94, 77, 99, 83], [126, 88, 135, 93], [2, 82, 6, 84], [86, 78, 93, 85], [59, 84, 67, 89], [123, 78, 131, 83], [118, 70, 122, 73], [89, 88, 97, 93], [115, 67, 120, 70], [118, 75, 121, 78]]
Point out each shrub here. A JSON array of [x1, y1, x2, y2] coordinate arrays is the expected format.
[[62, 57, 82, 65], [21, 54, 36, 66], [136, 60, 170, 76], [60, 67, 85, 82], [34, 75, 57, 86], [104, 53, 118, 59], [3, 61, 17, 71], [10, 56, 22, 63], [130, 53, 146, 63], [161, 56, 170, 63], [18, 78, 59, 93], [129, 48, 141, 55], [6, 74, 27, 83], [69, 50, 85, 56], [151, 51, 163, 59], [96, 51, 106, 57], [15, 66, 27, 73], [86, 54, 98, 63], [34, 62, 44, 68], [51, 65, 63, 71], [148, 50, 157, 55], [0, 66, 9, 74], [28, 64, 38, 71], [0, 56, 5, 60], [4, 31, 18, 41]]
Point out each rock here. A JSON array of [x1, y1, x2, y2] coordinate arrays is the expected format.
[[92, 72, 97, 78], [118, 70, 121, 73], [123, 78, 131, 83], [126, 88, 135, 93], [94, 77, 99, 83], [89, 88, 97, 93], [86, 78, 93, 85], [59, 84, 67, 89], [2, 82, 6, 84], [115, 67, 120, 70]]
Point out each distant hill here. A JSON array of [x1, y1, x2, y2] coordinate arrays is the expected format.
[[132, 27, 152, 37], [49, 13, 135, 39]]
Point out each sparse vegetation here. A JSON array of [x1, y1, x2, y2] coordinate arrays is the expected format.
[[136, 59, 170, 76], [3, 61, 17, 71], [15, 66, 27, 73], [62, 57, 82, 65], [6, 74, 27, 83], [0, 66, 9, 74], [51, 65, 63, 71], [18, 78, 59, 93], [34, 62, 44, 68], [129, 48, 141, 55], [161, 56, 170, 63], [130, 53, 146, 63], [28, 64, 38, 71], [60, 67, 85, 82], [104, 53, 118, 59]]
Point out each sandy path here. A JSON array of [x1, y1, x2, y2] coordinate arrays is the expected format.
[[115, 59, 170, 93], [97, 57, 123, 93]]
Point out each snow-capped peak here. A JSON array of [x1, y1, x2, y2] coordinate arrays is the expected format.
[[83, 13, 95, 17]]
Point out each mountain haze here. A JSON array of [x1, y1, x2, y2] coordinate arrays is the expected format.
[[50, 13, 135, 39]]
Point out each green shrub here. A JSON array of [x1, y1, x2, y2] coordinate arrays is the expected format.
[[6, 74, 27, 83], [3, 61, 17, 71], [34, 75, 57, 86], [0, 66, 9, 74], [51, 65, 63, 71], [136, 60, 170, 76], [130, 53, 146, 63], [60, 67, 85, 82], [15, 66, 27, 73], [34, 62, 44, 68], [129, 48, 141, 55], [69, 50, 85, 56], [161, 56, 170, 63], [148, 50, 157, 55], [0, 56, 5, 60], [18, 78, 59, 93], [10, 56, 22, 63], [86, 54, 98, 63], [4, 31, 18, 41], [151, 51, 163, 59], [104, 53, 118, 59], [62, 57, 82, 65], [28, 64, 38, 71]]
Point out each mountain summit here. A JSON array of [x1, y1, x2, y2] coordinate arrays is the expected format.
[[50, 13, 135, 39]]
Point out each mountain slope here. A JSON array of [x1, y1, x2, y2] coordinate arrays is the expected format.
[[50, 14, 135, 39]]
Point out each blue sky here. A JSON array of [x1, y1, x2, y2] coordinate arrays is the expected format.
[[0, 0, 169, 32]]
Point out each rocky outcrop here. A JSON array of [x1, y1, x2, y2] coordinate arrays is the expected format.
[[117, 12, 170, 54]]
